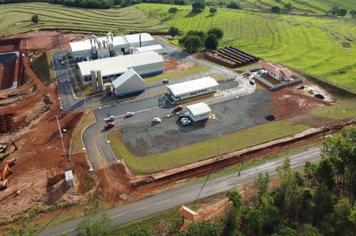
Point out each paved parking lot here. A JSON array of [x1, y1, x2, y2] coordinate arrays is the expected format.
[[117, 89, 271, 156]]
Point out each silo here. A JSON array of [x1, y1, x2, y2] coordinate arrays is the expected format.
[[91, 70, 98, 93], [97, 70, 104, 92]]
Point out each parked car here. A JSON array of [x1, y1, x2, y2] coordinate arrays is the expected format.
[[104, 115, 115, 122], [180, 117, 191, 126], [152, 117, 162, 123], [172, 105, 183, 113], [124, 111, 135, 118], [162, 79, 169, 84], [104, 121, 115, 129]]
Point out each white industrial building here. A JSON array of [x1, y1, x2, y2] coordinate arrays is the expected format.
[[112, 68, 145, 97], [69, 32, 156, 59], [166, 77, 219, 103], [135, 44, 164, 54], [78, 51, 164, 83], [186, 102, 211, 122]]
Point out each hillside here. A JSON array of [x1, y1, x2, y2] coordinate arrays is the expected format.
[[0, 2, 168, 36], [241, 0, 356, 14], [137, 3, 356, 93]]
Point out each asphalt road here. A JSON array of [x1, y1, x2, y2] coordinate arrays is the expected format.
[[39, 146, 321, 236]]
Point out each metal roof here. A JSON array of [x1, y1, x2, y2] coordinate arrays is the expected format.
[[136, 44, 163, 54], [166, 77, 219, 97], [69, 33, 154, 52], [78, 51, 163, 77], [64, 170, 73, 181], [124, 33, 154, 45], [186, 102, 211, 116], [112, 68, 143, 89]]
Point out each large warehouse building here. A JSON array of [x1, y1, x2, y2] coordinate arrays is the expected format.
[[78, 51, 164, 83], [69, 32, 157, 59], [166, 77, 219, 103], [112, 68, 145, 97]]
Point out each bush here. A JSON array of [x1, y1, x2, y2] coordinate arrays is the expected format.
[[271, 6, 281, 14], [227, 1, 240, 9], [168, 7, 178, 14], [31, 14, 39, 24], [192, 0, 206, 13], [207, 27, 223, 39], [179, 35, 203, 53], [209, 7, 217, 15], [168, 26, 180, 37], [205, 34, 218, 49]]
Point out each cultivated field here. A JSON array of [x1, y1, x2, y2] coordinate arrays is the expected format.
[[0, 2, 168, 36], [137, 4, 356, 93], [241, 0, 356, 14]]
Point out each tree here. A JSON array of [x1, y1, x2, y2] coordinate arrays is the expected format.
[[184, 221, 220, 236], [254, 173, 270, 204], [191, 0, 205, 13], [207, 27, 223, 40], [227, 1, 240, 9], [284, 3, 293, 13], [312, 185, 333, 224], [226, 191, 242, 208], [204, 34, 218, 49], [243, 208, 263, 235], [168, 7, 178, 14], [272, 226, 297, 236], [271, 6, 281, 14], [209, 7, 217, 15], [179, 35, 203, 53], [331, 198, 353, 235], [300, 224, 321, 236], [31, 14, 39, 24], [168, 26, 179, 37], [330, 6, 348, 17], [314, 158, 336, 190]]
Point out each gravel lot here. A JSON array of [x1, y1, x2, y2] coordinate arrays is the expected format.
[[119, 90, 271, 156]]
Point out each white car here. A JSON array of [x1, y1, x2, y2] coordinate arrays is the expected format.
[[104, 115, 115, 122], [124, 112, 135, 118], [152, 117, 162, 123], [180, 117, 191, 126]]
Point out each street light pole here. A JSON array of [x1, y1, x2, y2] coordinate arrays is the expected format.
[[56, 115, 67, 161]]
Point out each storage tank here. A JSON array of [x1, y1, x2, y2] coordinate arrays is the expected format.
[[91, 70, 98, 93], [97, 70, 104, 92]]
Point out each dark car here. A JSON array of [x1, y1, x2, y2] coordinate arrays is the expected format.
[[172, 105, 183, 113]]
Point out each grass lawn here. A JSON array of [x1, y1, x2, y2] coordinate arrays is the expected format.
[[136, 4, 356, 93], [0, 2, 168, 36], [30, 52, 56, 85], [108, 120, 309, 174], [70, 111, 95, 154], [144, 65, 209, 84]]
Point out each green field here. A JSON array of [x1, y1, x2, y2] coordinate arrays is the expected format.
[[242, 0, 356, 14], [137, 3, 356, 93], [0, 2, 168, 35]]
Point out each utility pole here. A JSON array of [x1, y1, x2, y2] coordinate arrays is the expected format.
[[56, 115, 68, 161]]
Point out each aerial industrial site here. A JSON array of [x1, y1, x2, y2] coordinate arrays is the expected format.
[[0, 1, 355, 235]]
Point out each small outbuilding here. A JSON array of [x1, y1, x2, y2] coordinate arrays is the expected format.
[[112, 68, 145, 97], [186, 102, 211, 122], [64, 170, 74, 188], [260, 62, 294, 81]]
